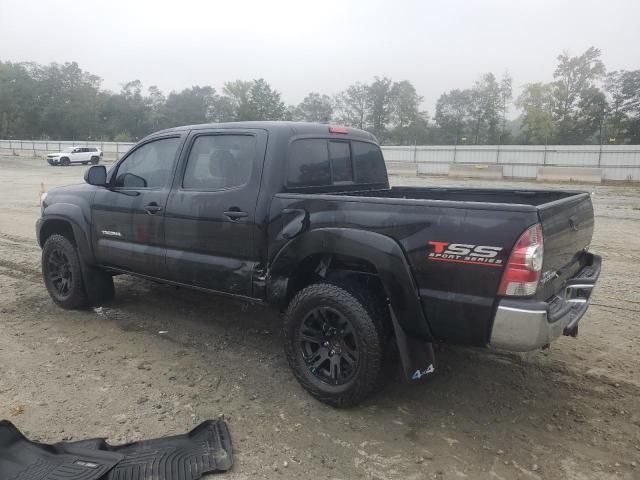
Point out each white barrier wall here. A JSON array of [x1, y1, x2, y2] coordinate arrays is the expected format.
[[1, 140, 639, 182], [0, 140, 135, 161], [380, 145, 640, 181]]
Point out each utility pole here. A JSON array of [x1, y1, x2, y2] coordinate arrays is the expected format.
[[598, 108, 606, 167]]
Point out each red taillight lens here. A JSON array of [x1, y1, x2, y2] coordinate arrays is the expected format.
[[329, 126, 348, 134], [498, 223, 544, 296]]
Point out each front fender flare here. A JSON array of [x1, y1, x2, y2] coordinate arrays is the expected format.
[[37, 204, 93, 264]]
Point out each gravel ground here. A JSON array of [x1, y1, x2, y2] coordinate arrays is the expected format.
[[0, 155, 639, 479]]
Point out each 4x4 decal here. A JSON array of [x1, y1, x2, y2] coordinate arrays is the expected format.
[[427, 241, 504, 267]]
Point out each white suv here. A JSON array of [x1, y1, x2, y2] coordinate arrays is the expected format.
[[47, 147, 103, 166]]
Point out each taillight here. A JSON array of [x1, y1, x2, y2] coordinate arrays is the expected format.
[[498, 224, 544, 296], [329, 126, 348, 134]]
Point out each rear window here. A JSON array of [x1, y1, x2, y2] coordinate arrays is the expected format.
[[287, 139, 331, 187], [287, 139, 384, 188], [329, 141, 352, 182], [352, 141, 387, 184]]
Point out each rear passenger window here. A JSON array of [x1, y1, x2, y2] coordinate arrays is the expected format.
[[352, 141, 387, 184], [183, 135, 256, 190], [329, 141, 353, 182], [287, 139, 331, 187]]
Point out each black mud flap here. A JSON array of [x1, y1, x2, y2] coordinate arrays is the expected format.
[[0, 420, 233, 480], [388, 306, 436, 381]]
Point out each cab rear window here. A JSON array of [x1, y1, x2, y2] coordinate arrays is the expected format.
[[352, 141, 387, 184], [286, 139, 331, 187], [286, 139, 385, 188]]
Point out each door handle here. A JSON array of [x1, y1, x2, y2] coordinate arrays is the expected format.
[[224, 210, 248, 221], [144, 202, 163, 214]]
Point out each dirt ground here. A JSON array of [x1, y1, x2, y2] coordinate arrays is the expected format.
[[0, 155, 639, 480]]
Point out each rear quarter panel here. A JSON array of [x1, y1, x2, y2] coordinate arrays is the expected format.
[[269, 194, 539, 346]]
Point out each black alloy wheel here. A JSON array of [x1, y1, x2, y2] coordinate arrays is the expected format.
[[42, 234, 88, 309], [298, 306, 359, 385], [47, 248, 73, 297], [284, 281, 391, 407]]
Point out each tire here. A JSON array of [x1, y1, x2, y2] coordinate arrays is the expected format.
[[284, 282, 390, 407], [42, 234, 88, 309], [90, 156, 100, 165], [60, 157, 70, 166]]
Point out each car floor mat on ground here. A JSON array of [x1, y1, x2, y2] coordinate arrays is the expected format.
[[69, 419, 234, 479], [0, 420, 233, 480], [0, 420, 123, 480]]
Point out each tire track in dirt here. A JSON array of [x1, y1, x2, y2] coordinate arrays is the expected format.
[[0, 233, 41, 283]]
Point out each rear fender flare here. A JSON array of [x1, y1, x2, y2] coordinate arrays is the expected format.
[[267, 228, 433, 341]]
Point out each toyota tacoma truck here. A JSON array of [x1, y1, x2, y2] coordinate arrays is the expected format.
[[37, 122, 601, 406]]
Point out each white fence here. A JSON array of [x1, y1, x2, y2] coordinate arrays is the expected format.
[[380, 145, 640, 182], [0, 139, 135, 161], [1, 139, 639, 182]]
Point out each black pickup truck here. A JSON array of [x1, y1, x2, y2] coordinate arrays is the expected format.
[[38, 122, 601, 406]]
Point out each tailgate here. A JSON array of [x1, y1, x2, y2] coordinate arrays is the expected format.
[[536, 192, 594, 300]]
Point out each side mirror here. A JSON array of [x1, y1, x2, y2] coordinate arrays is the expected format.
[[84, 165, 107, 186]]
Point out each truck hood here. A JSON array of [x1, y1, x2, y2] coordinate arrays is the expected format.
[[48, 183, 96, 195]]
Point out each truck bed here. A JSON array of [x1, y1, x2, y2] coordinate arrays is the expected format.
[[275, 184, 593, 345], [341, 186, 580, 207]]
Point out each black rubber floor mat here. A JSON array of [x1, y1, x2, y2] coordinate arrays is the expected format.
[[0, 420, 123, 480], [68, 420, 233, 479], [0, 420, 233, 480]]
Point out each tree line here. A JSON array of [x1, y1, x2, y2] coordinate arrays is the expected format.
[[0, 47, 638, 145]]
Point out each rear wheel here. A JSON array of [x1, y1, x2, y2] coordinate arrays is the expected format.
[[284, 282, 390, 407]]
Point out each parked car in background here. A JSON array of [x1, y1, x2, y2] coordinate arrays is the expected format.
[[46, 147, 102, 166]]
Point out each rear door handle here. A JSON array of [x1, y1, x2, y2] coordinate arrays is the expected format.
[[144, 202, 163, 214], [224, 210, 248, 221]]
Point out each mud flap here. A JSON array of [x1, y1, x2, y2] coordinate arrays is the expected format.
[[388, 306, 436, 381], [0, 420, 233, 480], [80, 257, 115, 306]]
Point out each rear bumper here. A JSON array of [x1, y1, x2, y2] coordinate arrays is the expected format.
[[489, 253, 601, 352]]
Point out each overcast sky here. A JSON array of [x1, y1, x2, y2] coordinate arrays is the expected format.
[[1, 0, 639, 115]]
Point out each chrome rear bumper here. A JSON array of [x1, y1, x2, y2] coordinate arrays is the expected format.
[[489, 254, 601, 352]]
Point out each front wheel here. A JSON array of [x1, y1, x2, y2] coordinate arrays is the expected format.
[[60, 157, 70, 166], [42, 234, 88, 309], [90, 156, 100, 165], [284, 282, 389, 407]]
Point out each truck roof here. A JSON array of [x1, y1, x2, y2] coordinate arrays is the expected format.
[[145, 121, 378, 143]]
